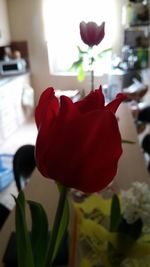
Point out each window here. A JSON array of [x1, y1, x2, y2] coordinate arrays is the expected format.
[[43, 0, 118, 75]]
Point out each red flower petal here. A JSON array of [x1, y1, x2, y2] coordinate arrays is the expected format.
[[35, 87, 59, 129], [86, 22, 98, 47], [35, 87, 124, 193], [105, 93, 127, 113], [35, 94, 80, 177], [80, 21, 105, 47], [36, 108, 122, 193], [80, 21, 90, 46], [75, 86, 104, 113], [59, 95, 80, 119], [61, 110, 122, 193], [95, 22, 105, 45]]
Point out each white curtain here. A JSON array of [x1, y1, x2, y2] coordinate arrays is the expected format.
[[42, 0, 120, 74]]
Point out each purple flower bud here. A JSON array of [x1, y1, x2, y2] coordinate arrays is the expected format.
[[80, 21, 105, 47]]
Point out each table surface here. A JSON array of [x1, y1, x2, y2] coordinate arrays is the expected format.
[[0, 103, 150, 266], [114, 103, 150, 189]]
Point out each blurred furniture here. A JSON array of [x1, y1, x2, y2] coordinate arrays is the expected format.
[[135, 105, 150, 133], [122, 0, 149, 70], [13, 144, 35, 192], [0, 73, 33, 145], [141, 134, 150, 173], [117, 0, 150, 107], [123, 78, 148, 101], [0, 0, 10, 46], [55, 89, 81, 102], [0, 203, 10, 230], [142, 134, 150, 154], [0, 154, 14, 191], [0, 103, 150, 266], [138, 106, 150, 122], [113, 103, 150, 190]]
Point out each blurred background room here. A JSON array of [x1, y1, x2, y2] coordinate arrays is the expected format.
[[0, 0, 150, 231]]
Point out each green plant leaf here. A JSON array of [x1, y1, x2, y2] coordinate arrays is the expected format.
[[45, 185, 69, 267], [69, 58, 83, 71], [122, 139, 135, 144], [28, 201, 49, 267], [110, 194, 121, 232], [15, 191, 34, 267], [77, 65, 85, 82], [77, 45, 88, 55], [97, 47, 112, 58], [69, 59, 85, 82], [52, 184, 69, 262]]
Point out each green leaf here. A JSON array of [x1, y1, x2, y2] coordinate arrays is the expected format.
[[52, 184, 69, 262], [70, 59, 85, 82], [28, 201, 49, 267], [122, 139, 135, 144], [77, 65, 85, 82], [45, 185, 69, 267], [97, 47, 112, 58], [110, 194, 121, 232], [70, 57, 83, 71], [70, 58, 83, 71], [77, 45, 88, 55], [15, 191, 34, 267]]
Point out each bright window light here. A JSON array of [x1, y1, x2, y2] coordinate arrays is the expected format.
[[43, 0, 117, 75]]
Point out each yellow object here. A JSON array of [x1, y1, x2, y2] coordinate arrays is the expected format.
[[73, 194, 150, 267]]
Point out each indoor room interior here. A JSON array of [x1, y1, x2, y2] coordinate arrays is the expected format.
[[0, 0, 150, 266]]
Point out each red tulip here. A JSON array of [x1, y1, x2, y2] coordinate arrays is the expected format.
[[35, 87, 126, 193], [80, 21, 105, 47]]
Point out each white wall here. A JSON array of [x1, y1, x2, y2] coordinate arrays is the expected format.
[[7, 0, 123, 104], [113, 0, 124, 56], [7, 0, 50, 103], [0, 0, 10, 45]]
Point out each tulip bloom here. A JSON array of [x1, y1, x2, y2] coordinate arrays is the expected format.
[[35, 87, 126, 193], [80, 21, 105, 47]]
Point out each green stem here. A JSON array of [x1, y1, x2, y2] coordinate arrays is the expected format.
[[45, 185, 68, 267], [89, 54, 94, 91], [91, 69, 94, 91]]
